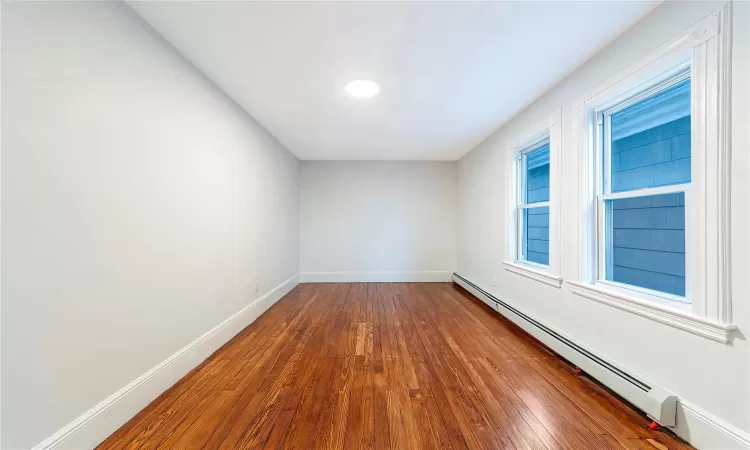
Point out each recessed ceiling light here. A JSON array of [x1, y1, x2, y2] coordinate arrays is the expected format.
[[345, 80, 380, 98]]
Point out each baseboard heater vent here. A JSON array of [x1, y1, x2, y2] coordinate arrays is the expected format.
[[453, 273, 677, 427]]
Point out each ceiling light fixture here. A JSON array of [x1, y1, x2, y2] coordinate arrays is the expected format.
[[345, 80, 380, 98]]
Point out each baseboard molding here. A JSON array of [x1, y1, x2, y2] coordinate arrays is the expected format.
[[32, 274, 300, 450], [675, 400, 750, 450], [300, 270, 453, 283], [452, 273, 750, 450]]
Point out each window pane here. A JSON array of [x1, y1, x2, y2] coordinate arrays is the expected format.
[[521, 206, 549, 266], [610, 78, 691, 193], [524, 143, 550, 203], [605, 192, 686, 298]]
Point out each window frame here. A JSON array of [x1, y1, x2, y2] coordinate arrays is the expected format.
[[594, 68, 692, 304], [517, 137, 551, 268], [569, 6, 735, 343], [503, 109, 562, 289]]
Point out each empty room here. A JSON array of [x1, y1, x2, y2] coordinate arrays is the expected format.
[[1, 0, 748, 449]]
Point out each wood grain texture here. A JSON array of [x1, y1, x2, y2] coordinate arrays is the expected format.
[[98, 283, 693, 450]]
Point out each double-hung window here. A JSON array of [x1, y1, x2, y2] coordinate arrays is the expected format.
[[598, 73, 691, 301], [504, 110, 562, 288], [570, 7, 735, 342], [518, 140, 550, 267]]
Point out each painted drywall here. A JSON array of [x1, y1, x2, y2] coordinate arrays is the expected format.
[[300, 161, 457, 280], [1, 2, 299, 449], [458, 0, 749, 439]]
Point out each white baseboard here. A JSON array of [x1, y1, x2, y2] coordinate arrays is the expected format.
[[675, 400, 750, 450], [32, 274, 300, 450], [452, 273, 750, 450], [300, 270, 453, 283]]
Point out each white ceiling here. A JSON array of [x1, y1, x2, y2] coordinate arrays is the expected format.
[[130, 1, 658, 161]]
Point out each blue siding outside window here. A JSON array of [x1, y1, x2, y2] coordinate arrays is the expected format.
[[604, 78, 690, 298], [525, 144, 550, 203], [610, 116, 691, 192], [522, 206, 549, 265], [610, 79, 691, 192], [521, 143, 550, 266], [606, 192, 686, 296]]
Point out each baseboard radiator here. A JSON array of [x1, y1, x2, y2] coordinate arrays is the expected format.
[[453, 273, 677, 427]]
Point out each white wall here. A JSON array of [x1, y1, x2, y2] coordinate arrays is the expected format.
[[1, 2, 299, 449], [458, 0, 749, 444], [300, 161, 457, 281]]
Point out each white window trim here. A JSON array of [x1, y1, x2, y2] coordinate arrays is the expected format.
[[567, 281, 735, 343], [504, 108, 562, 288], [571, 5, 734, 343], [502, 260, 562, 288]]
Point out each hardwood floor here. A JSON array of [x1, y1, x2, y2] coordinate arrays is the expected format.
[[98, 283, 693, 450]]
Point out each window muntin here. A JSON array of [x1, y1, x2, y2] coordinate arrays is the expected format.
[[517, 140, 550, 267], [597, 73, 691, 300]]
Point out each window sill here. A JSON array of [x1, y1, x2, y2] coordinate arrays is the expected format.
[[567, 280, 736, 343], [502, 261, 563, 288]]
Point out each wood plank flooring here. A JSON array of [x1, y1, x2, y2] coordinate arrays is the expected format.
[[98, 283, 693, 450]]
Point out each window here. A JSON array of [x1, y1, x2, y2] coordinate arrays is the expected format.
[[519, 141, 550, 266], [599, 75, 691, 300], [503, 110, 562, 288], [570, 7, 735, 343]]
